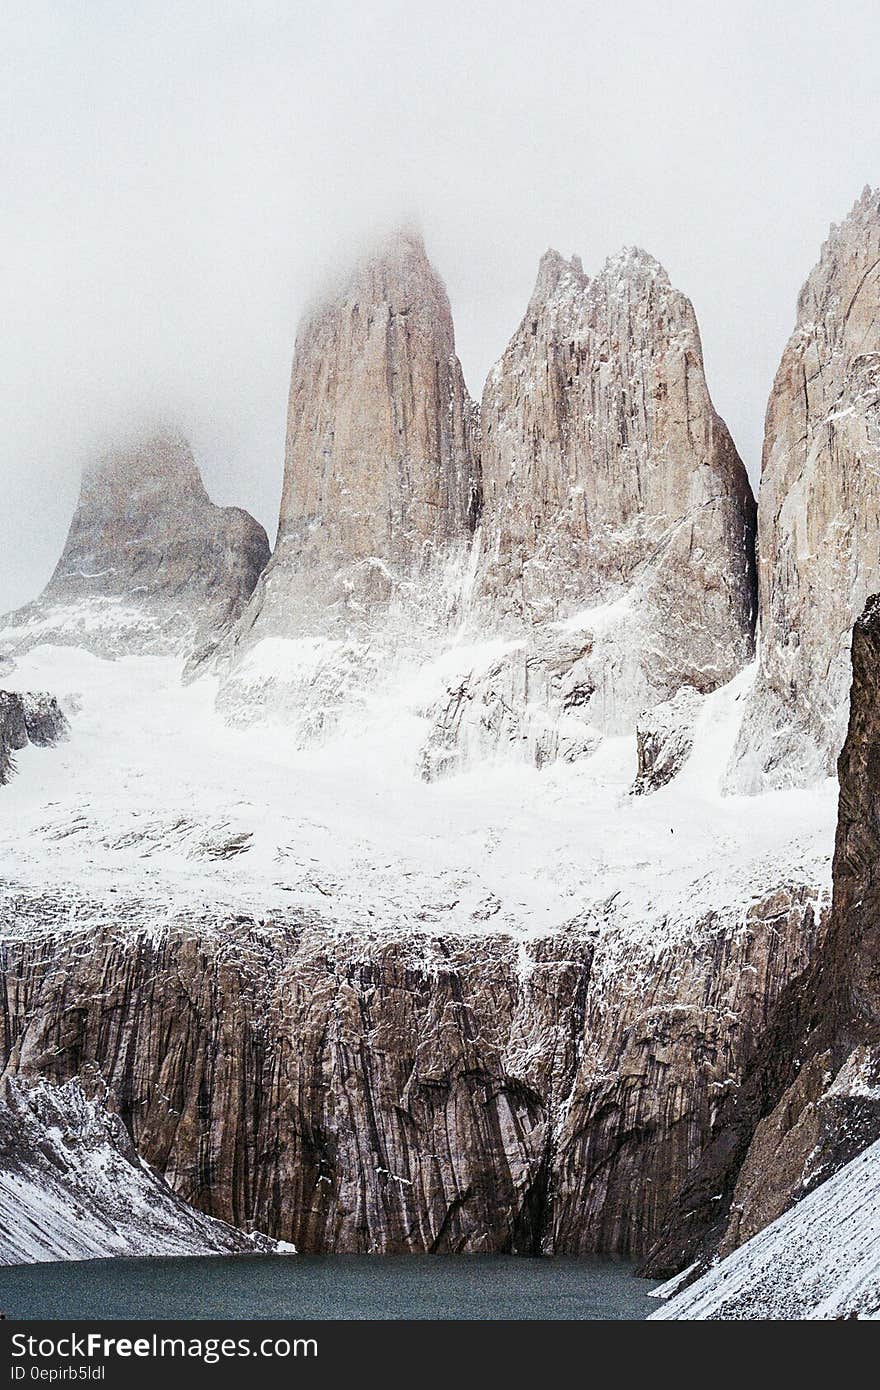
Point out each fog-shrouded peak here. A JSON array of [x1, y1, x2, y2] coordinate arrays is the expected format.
[[275, 224, 478, 570], [0, 430, 269, 667]]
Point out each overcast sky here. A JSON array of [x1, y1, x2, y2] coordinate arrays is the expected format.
[[2, 0, 879, 611]]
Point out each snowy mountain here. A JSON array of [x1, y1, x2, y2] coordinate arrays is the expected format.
[[0, 204, 878, 1313]]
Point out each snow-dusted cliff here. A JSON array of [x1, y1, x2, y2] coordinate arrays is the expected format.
[[0, 641, 833, 1259]]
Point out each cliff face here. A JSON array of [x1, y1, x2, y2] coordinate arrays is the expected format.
[[0, 878, 824, 1258], [479, 249, 756, 640], [728, 188, 880, 791], [0, 432, 270, 665], [644, 592, 880, 1279], [419, 247, 756, 771]]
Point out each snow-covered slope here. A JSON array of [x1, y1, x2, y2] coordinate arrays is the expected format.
[[651, 1135, 880, 1318], [0, 1078, 287, 1264], [0, 643, 835, 940]]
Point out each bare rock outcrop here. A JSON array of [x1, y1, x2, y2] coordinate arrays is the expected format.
[[418, 630, 601, 778], [631, 687, 702, 795], [0, 691, 67, 786], [421, 247, 756, 775], [275, 226, 479, 622], [0, 431, 270, 666], [478, 249, 756, 636], [728, 188, 880, 791]]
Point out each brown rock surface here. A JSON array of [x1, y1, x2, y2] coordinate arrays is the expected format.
[[0, 878, 824, 1257], [224, 229, 479, 646]]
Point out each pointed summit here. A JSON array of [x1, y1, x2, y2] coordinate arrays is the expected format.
[[213, 228, 481, 729], [453, 240, 757, 754], [527, 249, 588, 315]]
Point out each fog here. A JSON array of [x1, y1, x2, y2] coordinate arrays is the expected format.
[[2, 0, 879, 612]]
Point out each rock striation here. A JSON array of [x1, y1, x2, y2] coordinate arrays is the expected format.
[[0, 876, 824, 1258], [0, 431, 269, 666], [645, 591, 880, 1279], [420, 246, 757, 774], [728, 187, 880, 791]]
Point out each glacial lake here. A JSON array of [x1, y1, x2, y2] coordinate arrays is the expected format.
[[0, 1255, 658, 1320]]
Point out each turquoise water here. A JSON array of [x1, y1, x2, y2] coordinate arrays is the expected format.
[[0, 1255, 658, 1320]]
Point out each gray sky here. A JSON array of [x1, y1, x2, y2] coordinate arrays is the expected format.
[[2, 0, 879, 612]]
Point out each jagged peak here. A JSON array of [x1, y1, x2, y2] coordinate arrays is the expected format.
[[595, 245, 671, 290], [797, 186, 880, 325], [300, 222, 447, 331], [824, 184, 880, 247], [846, 183, 880, 222], [367, 221, 429, 263], [525, 248, 588, 318]]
